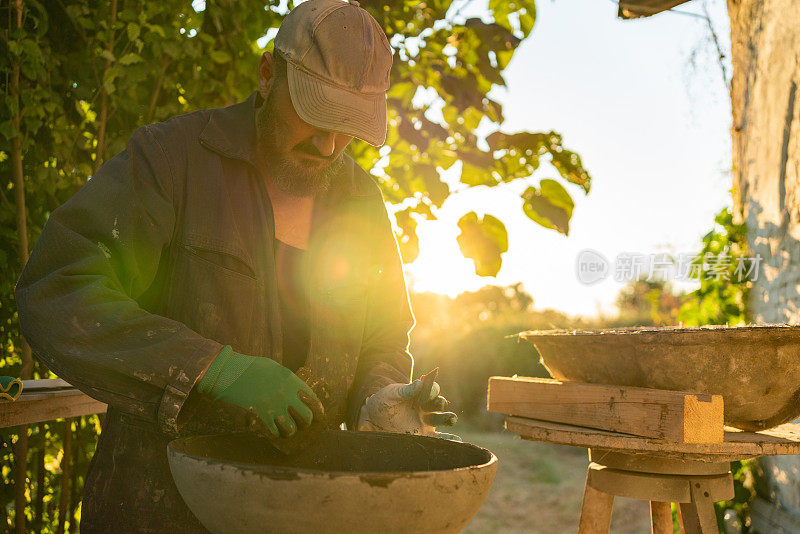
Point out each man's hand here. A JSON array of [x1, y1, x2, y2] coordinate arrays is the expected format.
[[356, 371, 460, 441], [196, 346, 324, 438]]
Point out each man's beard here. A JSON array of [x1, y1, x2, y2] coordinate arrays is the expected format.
[[255, 89, 344, 197]]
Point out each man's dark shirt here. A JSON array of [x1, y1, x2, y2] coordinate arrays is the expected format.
[[14, 91, 415, 533], [274, 238, 310, 372]]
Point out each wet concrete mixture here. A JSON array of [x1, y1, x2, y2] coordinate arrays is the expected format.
[[170, 429, 493, 473]]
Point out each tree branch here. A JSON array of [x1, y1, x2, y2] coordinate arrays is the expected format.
[[700, 1, 731, 93], [146, 59, 171, 124], [94, 0, 119, 174]]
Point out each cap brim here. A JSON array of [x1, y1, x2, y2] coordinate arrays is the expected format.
[[286, 62, 387, 147]]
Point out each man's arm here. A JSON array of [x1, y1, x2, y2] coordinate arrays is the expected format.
[[15, 125, 223, 434], [345, 195, 415, 430]]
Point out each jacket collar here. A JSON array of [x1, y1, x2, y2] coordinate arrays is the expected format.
[[199, 91, 261, 165], [199, 91, 375, 199]]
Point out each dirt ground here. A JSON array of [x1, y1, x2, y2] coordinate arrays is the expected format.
[[459, 428, 653, 534]]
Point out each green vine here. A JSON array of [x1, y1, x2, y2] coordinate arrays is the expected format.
[[677, 207, 752, 326]]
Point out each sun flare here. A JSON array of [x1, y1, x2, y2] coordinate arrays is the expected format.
[[403, 220, 489, 297]]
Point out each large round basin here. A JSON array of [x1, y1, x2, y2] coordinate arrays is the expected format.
[[167, 430, 497, 534], [520, 324, 800, 431]]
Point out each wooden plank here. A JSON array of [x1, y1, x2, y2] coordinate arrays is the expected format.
[[505, 416, 800, 461], [589, 449, 728, 475], [587, 464, 733, 503], [16, 389, 95, 402], [488, 377, 724, 443], [0, 389, 106, 427], [21, 379, 73, 391]]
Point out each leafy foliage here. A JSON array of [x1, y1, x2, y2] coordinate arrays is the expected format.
[[677, 207, 751, 326], [522, 178, 574, 235], [393, 207, 420, 262], [456, 212, 508, 276], [614, 278, 683, 327], [351, 1, 591, 270], [720, 459, 756, 533], [599, 208, 751, 330]]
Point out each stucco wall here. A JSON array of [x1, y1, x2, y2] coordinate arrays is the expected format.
[[729, 0, 800, 322], [728, 0, 800, 524]]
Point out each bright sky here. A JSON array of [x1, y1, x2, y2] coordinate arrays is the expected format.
[[404, 0, 734, 318]]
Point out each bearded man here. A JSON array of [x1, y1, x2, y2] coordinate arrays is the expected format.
[[14, 1, 457, 531]]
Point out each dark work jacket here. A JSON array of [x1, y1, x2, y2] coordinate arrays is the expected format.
[[14, 91, 415, 533]]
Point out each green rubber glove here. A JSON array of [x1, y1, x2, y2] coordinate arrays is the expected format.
[[197, 346, 323, 438]]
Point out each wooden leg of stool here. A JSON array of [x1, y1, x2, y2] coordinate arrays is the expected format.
[[676, 504, 685, 533], [578, 476, 614, 534], [679, 481, 719, 534], [650, 501, 673, 534]]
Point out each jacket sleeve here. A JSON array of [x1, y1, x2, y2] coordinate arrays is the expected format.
[[345, 195, 415, 429], [14, 125, 223, 435]]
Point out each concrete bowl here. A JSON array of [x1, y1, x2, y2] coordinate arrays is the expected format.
[[519, 324, 800, 431], [167, 430, 497, 534]]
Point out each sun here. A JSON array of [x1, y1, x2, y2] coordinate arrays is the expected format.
[[403, 218, 488, 297]]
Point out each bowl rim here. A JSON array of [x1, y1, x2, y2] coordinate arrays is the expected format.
[[167, 431, 499, 479], [519, 323, 800, 340]]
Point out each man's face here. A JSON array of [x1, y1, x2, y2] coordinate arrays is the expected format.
[[256, 60, 353, 197]]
